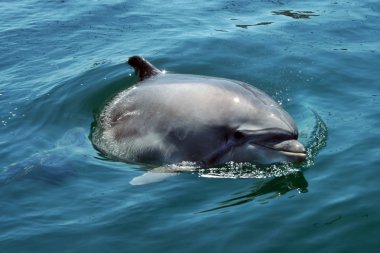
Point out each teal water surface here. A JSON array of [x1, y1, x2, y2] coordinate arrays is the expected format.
[[1, 0, 380, 252]]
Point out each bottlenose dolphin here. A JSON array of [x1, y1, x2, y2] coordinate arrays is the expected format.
[[91, 56, 306, 169]]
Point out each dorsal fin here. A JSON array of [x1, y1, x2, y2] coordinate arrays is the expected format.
[[127, 56, 162, 81]]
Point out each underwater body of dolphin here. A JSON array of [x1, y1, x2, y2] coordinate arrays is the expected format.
[[91, 56, 306, 167]]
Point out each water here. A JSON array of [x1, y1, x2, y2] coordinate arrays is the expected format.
[[1, 0, 379, 252]]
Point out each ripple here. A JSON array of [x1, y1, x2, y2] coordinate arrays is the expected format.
[[235, 22, 274, 29], [272, 10, 319, 19]]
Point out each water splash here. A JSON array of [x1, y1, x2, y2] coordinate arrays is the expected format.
[[303, 110, 328, 167]]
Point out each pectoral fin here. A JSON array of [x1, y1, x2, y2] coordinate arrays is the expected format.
[[129, 171, 178, 185]]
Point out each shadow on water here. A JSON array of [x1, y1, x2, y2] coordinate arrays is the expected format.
[[0, 128, 90, 185], [200, 111, 328, 213], [0, 63, 136, 186]]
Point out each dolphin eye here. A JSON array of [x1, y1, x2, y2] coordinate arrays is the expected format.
[[224, 131, 245, 143], [224, 134, 229, 143], [233, 131, 245, 140]]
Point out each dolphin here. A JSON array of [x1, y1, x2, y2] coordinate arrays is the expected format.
[[91, 56, 306, 171]]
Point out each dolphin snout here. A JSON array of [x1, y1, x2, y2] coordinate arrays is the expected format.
[[273, 139, 306, 162], [273, 139, 306, 153], [244, 128, 307, 162]]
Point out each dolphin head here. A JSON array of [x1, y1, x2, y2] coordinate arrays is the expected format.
[[198, 81, 307, 166], [212, 127, 306, 165], [203, 119, 306, 166]]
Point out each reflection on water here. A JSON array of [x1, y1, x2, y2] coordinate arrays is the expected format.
[[201, 171, 308, 213], [272, 10, 319, 19], [235, 24, 254, 29], [253, 22, 274, 26], [235, 22, 274, 29]]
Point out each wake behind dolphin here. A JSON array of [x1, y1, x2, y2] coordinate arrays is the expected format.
[[91, 56, 306, 168]]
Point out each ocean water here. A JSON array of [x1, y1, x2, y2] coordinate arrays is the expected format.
[[1, 0, 379, 252]]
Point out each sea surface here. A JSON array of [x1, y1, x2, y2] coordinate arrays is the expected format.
[[1, 0, 380, 252]]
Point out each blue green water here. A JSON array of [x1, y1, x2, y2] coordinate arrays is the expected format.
[[1, 0, 380, 252]]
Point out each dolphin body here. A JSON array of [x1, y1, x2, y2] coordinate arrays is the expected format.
[[92, 56, 306, 170]]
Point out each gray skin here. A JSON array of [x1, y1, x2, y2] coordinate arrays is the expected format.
[[92, 56, 306, 166]]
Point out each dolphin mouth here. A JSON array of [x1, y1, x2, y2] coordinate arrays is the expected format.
[[240, 128, 306, 162], [277, 149, 307, 162], [253, 139, 307, 162]]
